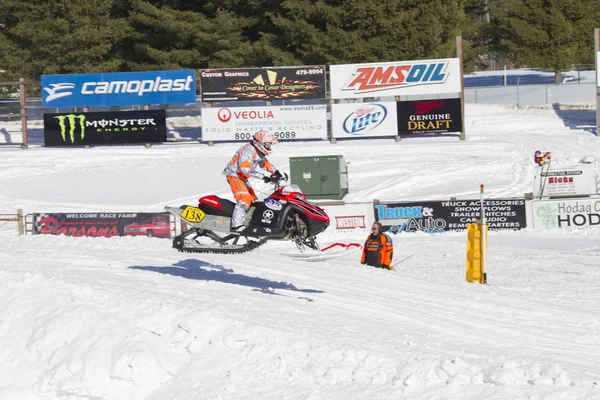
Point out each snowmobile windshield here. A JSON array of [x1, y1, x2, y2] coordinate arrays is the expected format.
[[282, 184, 303, 195]]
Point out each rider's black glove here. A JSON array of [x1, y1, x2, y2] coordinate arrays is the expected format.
[[262, 175, 271, 184], [270, 170, 283, 182]]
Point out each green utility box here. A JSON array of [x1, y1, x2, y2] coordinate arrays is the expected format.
[[289, 155, 349, 200]]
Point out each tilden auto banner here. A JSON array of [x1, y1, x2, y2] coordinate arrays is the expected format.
[[329, 58, 461, 99], [201, 105, 328, 141], [199, 66, 326, 101], [331, 102, 398, 138], [397, 98, 463, 135], [375, 198, 527, 234], [43, 110, 167, 146], [41, 70, 196, 108], [33, 213, 172, 238]]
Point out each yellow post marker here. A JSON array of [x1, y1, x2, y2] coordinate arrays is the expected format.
[[466, 222, 487, 284]]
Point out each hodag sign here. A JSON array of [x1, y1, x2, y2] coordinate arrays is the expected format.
[[532, 198, 600, 229], [43, 110, 167, 146]]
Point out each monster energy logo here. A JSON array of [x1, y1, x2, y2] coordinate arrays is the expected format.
[[54, 114, 86, 143]]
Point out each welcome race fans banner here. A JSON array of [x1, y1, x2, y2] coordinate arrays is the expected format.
[[43, 110, 167, 146], [374, 199, 527, 234], [199, 66, 326, 101], [331, 102, 398, 138], [33, 213, 172, 238], [329, 58, 461, 99], [41, 70, 196, 108], [201, 105, 328, 141], [397, 98, 463, 135]]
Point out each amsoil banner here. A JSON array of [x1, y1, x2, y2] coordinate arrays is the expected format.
[[33, 212, 172, 238], [397, 98, 463, 135], [532, 198, 600, 229], [329, 58, 461, 99], [331, 102, 398, 138], [374, 198, 527, 233], [201, 105, 328, 141], [43, 110, 167, 146], [200, 66, 326, 101]]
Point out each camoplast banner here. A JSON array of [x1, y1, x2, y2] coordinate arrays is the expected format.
[[41, 70, 196, 108], [532, 198, 600, 229], [329, 58, 461, 99], [200, 66, 326, 101], [331, 102, 398, 138], [201, 105, 327, 141], [375, 198, 527, 234], [397, 98, 463, 135], [43, 110, 167, 146], [33, 213, 172, 238]]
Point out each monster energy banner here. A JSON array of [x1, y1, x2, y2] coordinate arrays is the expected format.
[[43, 110, 167, 146], [374, 198, 527, 234], [200, 66, 326, 101]]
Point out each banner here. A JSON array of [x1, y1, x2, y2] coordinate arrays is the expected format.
[[532, 198, 600, 229], [200, 66, 326, 101], [532, 162, 597, 197], [597, 52, 600, 87], [43, 110, 167, 146], [201, 105, 328, 141], [41, 70, 196, 108], [329, 58, 461, 99], [374, 198, 527, 233], [33, 213, 172, 238], [397, 98, 463, 135], [331, 102, 398, 138]]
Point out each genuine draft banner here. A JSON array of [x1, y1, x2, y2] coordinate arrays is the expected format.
[[396, 98, 463, 135], [201, 105, 328, 141], [199, 66, 326, 101]]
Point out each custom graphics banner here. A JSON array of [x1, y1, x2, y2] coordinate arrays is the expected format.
[[33, 213, 172, 238], [201, 105, 328, 141], [43, 110, 167, 146], [200, 66, 326, 101], [397, 98, 463, 135], [331, 102, 398, 138], [532, 198, 600, 229], [329, 58, 461, 99], [374, 198, 527, 233], [42, 70, 196, 108]]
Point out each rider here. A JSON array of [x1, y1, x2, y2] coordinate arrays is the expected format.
[[222, 130, 282, 232]]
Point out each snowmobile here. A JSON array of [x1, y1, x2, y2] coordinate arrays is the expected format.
[[164, 173, 330, 254]]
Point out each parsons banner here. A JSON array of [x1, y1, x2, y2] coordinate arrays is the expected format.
[[201, 105, 328, 141], [43, 110, 167, 146], [33, 212, 172, 238], [329, 58, 461, 99], [331, 102, 398, 138], [41, 70, 196, 108], [374, 198, 527, 233], [200, 66, 326, 101], [397, 98, 463, 135]]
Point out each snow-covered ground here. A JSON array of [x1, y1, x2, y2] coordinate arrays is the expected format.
[[1, 103, 600, 399]]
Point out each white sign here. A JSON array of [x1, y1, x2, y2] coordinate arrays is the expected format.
[[329, 58, 462, 99], [319, 202, 375, 232], [532, 198, 600, 229], [331, 102, 398, 138], [532, 161, 597, 197], [597, 52, 600, 87], [202, 105, 328, 141]]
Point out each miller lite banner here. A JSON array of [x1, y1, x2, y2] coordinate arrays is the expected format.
[[397, 98, 463, 135], [329, 58, 462, 99], [331, 102, 398, 138], [200, 66, 326, 101], [201, 105, 328, 141]]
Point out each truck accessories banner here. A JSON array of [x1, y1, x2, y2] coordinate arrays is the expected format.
[[200, 66, 326, 101], [43, 110, 167, 146], [331, 102, 398, 138], [397, 98, 463, 135], [33, 213, 172, 238], [375, 199, 527, 233], [329, 58, 461, 99], [42, 70, 196, 108], [201, 105, 327, 141]]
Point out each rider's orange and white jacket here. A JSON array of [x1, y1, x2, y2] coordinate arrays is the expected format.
[[222, 143, 276, 181]]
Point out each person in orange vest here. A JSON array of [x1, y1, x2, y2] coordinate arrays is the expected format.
[[222, 130, 280, 232], [361, 222, 394, 269]]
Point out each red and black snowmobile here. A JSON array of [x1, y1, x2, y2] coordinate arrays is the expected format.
[[164, 173, 330, 254]]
